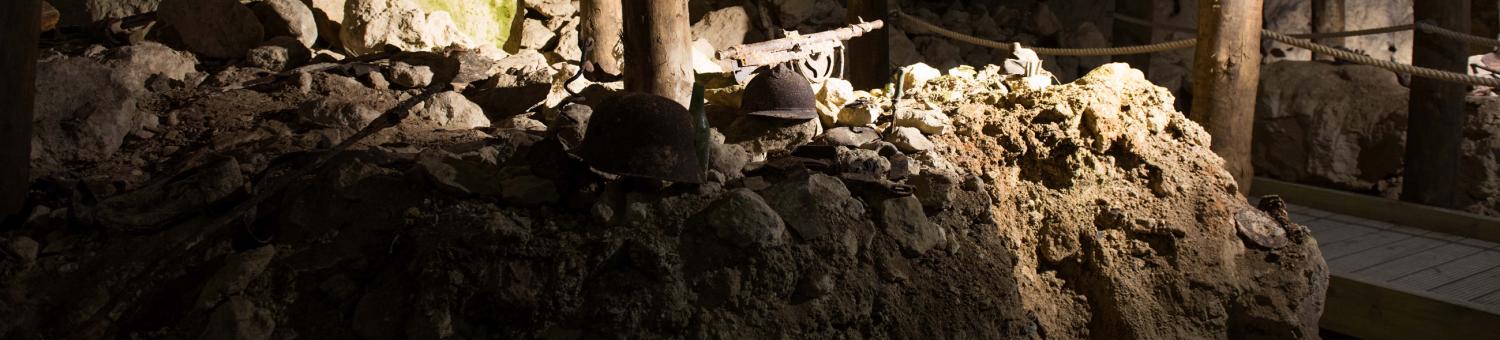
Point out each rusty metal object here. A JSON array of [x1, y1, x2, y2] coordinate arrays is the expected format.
[[718, 19, 883, 69], [717, 19, 883, 83], [574, 93, 704, 184], [1235, 210, 1289, 249], [839, 173, 914, 197], [740, 65, 818, 120]]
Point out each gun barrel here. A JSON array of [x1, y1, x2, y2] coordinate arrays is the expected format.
[[717, 20, 884, 62]]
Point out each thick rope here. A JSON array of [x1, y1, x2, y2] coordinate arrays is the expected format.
[[1261, 30, 1500, 87], [896, 11, 1197, 56], [900, 9, 1500, 87], [1416, 22, 1500, 48]]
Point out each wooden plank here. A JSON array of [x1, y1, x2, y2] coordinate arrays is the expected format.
[[1474, 288, 1500, 309], [1355, 242, 1487, 281], [1311, 222, 1382, 246], [1389, 250, 1500, 291], [1328, 236, 1450, 272], [1327, 213, 1397, 230], [1320, 230, 1416, 266], [1252, 177, 1500, 244], [1431, 264, 1500, 301], [1322, 275, 1500, 340]]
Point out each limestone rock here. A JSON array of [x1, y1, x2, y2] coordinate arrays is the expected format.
[[760, 174, 867, 241], [901, 63, 941, 91], [524, 0, 575, 19], [692, 6, 751, 51], [341, 0, 516, 55], [300, 96, 382, 129], [726, 115, 821, 155], [52, 0, 160, 27], [32, 57, 148, 172], [245, 36, 313, 71], [389, 62, 435, 88], [409, 92, 491, 130], [197, 246, 278, 309], [414, 150, 505, 196], [302, 0, 346, 49], [500, 175, 560, 206], [496, 116, 548, 132], [1254, 61, 1407, 192], [836, 148, 891, 176], [105, 42, 200, 83], [894, 109, 951, 135], [203, 297, 276, 340], [910, 169, 959, 211], [465, 65, 554, 120], [691, 39, 727, 75], [249, 0, 319, 47], [698, 189, 787, 248], [837, 98, 881, 127], [817, 127, 879, 147], [885, 127, 934, 153], [816, 78, 854, 126], [877, 196, 945, 256], [96, 158, 246, 232], [159, 0, 266, 59], [518, 18, 555, 50]]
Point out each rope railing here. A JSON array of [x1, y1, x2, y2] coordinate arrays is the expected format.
[[895, 11, 1198, 56], [895, 10, 1500, 87]]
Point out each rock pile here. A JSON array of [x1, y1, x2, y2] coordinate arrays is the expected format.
[[1255, 60, 1500, 217], [5, 1, 1327, 338]]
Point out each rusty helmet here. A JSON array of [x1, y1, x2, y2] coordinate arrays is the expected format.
[[574, 93, 705, 184], [740, 64, 818, 120]]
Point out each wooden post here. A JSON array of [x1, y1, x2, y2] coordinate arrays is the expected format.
[[1402, 1, 1471, 207], [1190, 0, 1263, 195], [1, 0, 40, 217], [1111, 0, 1154, 73], [846, 0, 889, 90], [1312, 0, 1345, 61], [580, 0, 623, 80], [622, 0, 693, 106]]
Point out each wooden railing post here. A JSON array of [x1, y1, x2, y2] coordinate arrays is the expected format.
[[1, 0, 40, 218], [1190, 0, 1264, 195], [1403, 1, 1471, 207], [622, 0, 693, 107], [846, 0, 890, 90]]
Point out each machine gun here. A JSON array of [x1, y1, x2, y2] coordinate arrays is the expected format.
[[716, 19, 884, 83]]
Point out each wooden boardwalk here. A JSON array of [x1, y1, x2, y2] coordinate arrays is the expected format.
[[1292, 204, 1500, 312]]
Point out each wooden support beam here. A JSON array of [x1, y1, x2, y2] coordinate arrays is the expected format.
[[622, 0, 693, 106], [1312, 0, 1345, 61], [1, 0, 39, 218], [1111, 0, 1154, 73], [846, 0, 889, 90], [1321, 276, 1500, 340], [1190, 0, 1263, 195], [580, 0, 623, 81], [1403, 1, 1471, 208]]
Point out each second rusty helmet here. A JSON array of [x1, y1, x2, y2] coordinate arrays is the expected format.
[[574, 93, 705, 184], [740, 64, 818, 120]]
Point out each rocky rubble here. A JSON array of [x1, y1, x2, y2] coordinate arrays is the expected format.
[[5, 1, 1328, 338], [1255, 60, 1500, 217]]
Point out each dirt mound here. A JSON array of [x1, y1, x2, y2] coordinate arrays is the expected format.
[[2, 42, 1325, 339], [919, 63, 1328, 338]]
